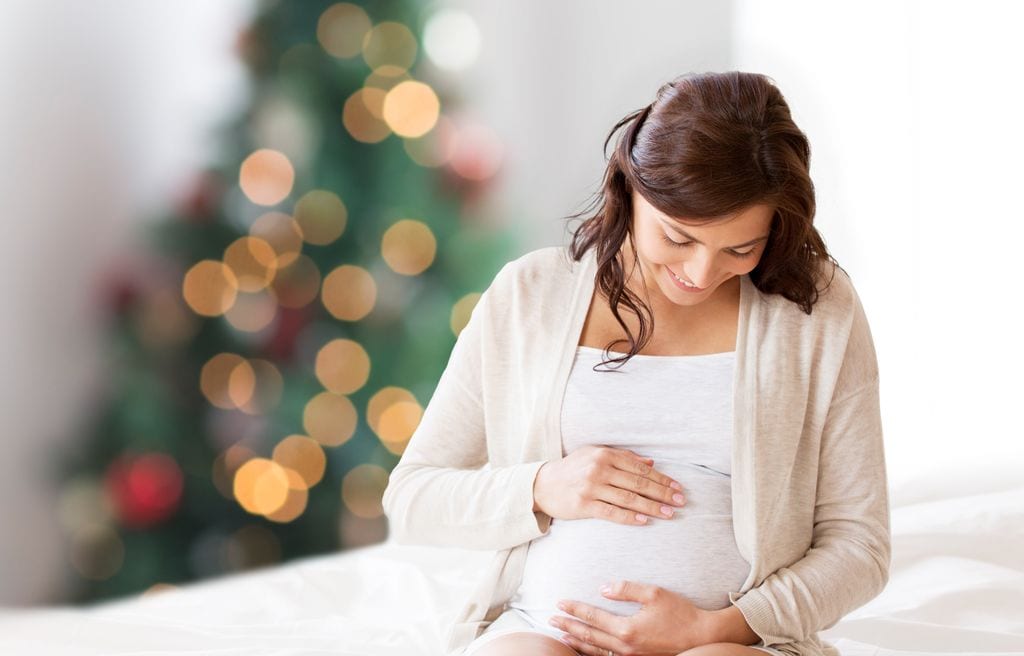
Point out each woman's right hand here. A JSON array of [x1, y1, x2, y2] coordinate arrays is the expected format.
[[531, 445, 687, 526]]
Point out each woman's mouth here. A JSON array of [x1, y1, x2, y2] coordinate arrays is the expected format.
[[667, 267, 705, 292]]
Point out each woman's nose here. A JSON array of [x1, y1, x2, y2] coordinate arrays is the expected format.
[[682, 255, 715, 288]]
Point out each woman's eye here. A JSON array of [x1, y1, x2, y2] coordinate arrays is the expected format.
[[660, 233, 757, 258], [661, 234, 688, 248]]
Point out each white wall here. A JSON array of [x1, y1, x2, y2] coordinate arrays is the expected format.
[[0, 0, 254, 604], [458, 0, 735, 250], [732, 0, 1024, 502]]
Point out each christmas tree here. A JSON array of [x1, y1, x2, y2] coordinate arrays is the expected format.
[[55, 0, 518, 602]]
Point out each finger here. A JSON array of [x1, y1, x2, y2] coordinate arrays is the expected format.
[[559, 634, 613, 656], [602, 579, 657, 604], [555, 599, 625, 632], [604, 480, 681, 521], [553, 620, 627, 656], [549, 607, 629, 656], [607, 463, 686, 515], [615, 452, 683, 494], [591, 499, 650, 526], [622, 448, 654, 464]]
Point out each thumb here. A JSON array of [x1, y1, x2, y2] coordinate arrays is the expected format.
[[600, 580, 644, 600]]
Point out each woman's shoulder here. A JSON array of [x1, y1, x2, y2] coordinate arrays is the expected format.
[[755, 260, 879, 393], [759, 257, 862, 322], [506, 244, 583, 276], [812, 260, 872, 335], [488, 245, 586, 294]]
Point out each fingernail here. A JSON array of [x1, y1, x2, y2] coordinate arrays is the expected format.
[[661, 505, 674, 517], [670, 481, 682, 490], [673, 493, 685, 504], [635, 513, 647, 523]]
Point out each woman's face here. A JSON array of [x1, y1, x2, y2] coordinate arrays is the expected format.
[[625, 189, 775, 308]]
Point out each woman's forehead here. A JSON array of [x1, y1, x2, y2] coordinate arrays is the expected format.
[[633, 189, 772, 225]]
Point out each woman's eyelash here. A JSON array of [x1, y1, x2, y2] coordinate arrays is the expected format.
[[660, 233, 757, 258]]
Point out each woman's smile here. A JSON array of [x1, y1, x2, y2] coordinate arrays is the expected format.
[[665, 266, 708, 292]]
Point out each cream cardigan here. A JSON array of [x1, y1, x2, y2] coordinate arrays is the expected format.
[[381, 245, 891, 656]]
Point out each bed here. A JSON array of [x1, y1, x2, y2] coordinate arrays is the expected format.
[[2, 464, 1022, 656]]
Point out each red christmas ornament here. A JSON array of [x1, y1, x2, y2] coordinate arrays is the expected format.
[[101, 273, 141, 317], [95, 254, 173, 319], [263, 305, 310, 362], [234, 26, 268, 72], [178, 169, 225, 222], [105, 452, 184, 528]]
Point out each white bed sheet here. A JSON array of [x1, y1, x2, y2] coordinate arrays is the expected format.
[[2, 474, 1022, 656]]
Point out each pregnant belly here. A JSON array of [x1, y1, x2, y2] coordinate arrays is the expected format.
[[509, 469, 750, 618]]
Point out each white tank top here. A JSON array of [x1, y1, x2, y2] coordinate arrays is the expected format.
[[508, 344, 750, 624]]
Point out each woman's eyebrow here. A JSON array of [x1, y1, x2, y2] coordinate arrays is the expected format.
[[660, 217, 770, 249]]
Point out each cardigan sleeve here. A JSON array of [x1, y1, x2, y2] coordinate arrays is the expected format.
[[729, 284, 892, 646], [381, 261, 552, 551]]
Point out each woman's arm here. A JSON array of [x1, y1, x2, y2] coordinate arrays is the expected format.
[[702, 604, 761, 645], [381, 261, 553, 551], [726, 286, 892, 645]]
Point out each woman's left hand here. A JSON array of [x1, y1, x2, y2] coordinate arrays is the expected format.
[[549, 580, 712, 656]]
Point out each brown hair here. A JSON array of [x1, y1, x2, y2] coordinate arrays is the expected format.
[[565, 71, 842, 370]]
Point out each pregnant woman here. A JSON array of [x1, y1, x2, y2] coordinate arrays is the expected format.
[[382, 71, 891, 656]]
